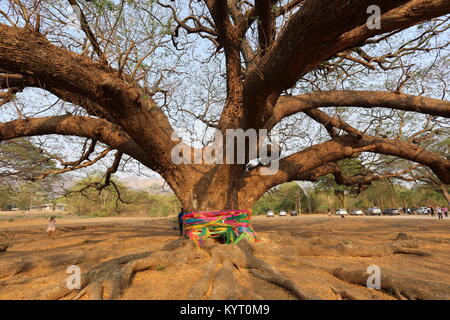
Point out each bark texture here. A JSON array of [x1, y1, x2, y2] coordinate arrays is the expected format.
[[1, 1, 450, 211]]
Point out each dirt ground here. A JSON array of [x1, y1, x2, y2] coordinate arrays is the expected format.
[[0, 214, 449, 300]]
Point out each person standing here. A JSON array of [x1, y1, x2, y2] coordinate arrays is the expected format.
[[430, 206, 435, 217], [437, 206, 443, 220], [443, 206, 448, 218], [178, 208, 186, 237], [46, 216, 56, 238]]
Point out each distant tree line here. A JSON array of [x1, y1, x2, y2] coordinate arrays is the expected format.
[[252, 158, 449, 215], [252, 180, 448, 215], [63, 174, 180, 217]]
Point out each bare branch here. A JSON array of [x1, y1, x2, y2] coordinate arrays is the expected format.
[[266, 90, 450, 129]]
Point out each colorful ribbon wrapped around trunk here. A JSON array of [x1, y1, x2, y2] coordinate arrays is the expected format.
[[182, 209, 257, 247]]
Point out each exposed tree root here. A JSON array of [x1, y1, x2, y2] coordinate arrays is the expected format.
[[249, 269, 314, 300], [253, 231, 432, 258], [237, 240, 320, 299], [395, 233, 411, 241], [209, 260, 258, 299], [336, 242, 431, 257], [0, 229, 444, 300], [332, 267, 450, 300], [0, 238, 203, 300], [187, 257, 221, 299], [0, 275, 44, 288], [391, 247, 430, 257], [189, 238, 321, 299], [0, 260, 34, 278], [26, 237, 319, 300], [327, 283, 362, 300], [0, 249, 114, 279], [50, 241, 202, 300], [0, 232, 14, 252]]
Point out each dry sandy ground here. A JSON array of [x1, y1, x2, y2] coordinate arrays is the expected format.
[[0, 214, 449, 300]]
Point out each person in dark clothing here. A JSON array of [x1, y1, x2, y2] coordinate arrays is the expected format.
[[178, 208, 186, 237], [430, 206, 435, 217]]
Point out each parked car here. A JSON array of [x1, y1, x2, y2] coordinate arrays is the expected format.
[[335, 208, 348, 215], [266, 210, 274, 217], [415, 207, 430, 215], [279, 210, 287, 216], [290, 211, 298, 216], [366, 207, 382, 215], [382, 208, 401, 215], [404, 207, 413, 214], [350, 209, 364, 216]]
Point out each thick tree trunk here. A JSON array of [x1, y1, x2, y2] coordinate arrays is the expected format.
[[166, 164, 261, 212]]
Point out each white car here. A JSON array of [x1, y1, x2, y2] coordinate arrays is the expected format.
[[279, 210, 287, 216], [415, 207, 430, 215], [366, 207, 382, 215], [350, 209, 364, 215], [266, 210, 274, 217], [335, 208, 348, 215]]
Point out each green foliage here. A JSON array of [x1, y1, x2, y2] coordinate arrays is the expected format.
[[253, 182, 303, 214], [253, 179, 448, 215], [63, 173, 180, 217], [92, 0, 117, 13], [0, 182, 53, 210], [316, 158, 363, 195], [0, 187, 14, 210], [0, 138, 57, 179], [0, 139, 60, 210]]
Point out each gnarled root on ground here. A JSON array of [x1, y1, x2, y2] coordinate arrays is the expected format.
[[187, 238, 319, 300], [332, 267, 450, 300], [255, 231, 432, 258], [27, 237, 320, 300], [32, 239, 203, 300], [0, 232, 14, 252], [0, 230, 441, 300]]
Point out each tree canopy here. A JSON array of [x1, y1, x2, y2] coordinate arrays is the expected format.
[[0, 0, 449, 211]]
